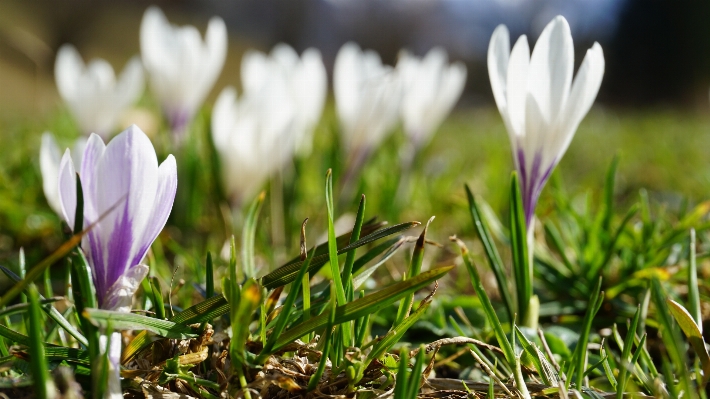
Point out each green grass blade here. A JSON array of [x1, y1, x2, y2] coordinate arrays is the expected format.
[[667, 298, 710, 386], [0, 265, 88, 347], [28, 284, 53, 398], [465, 184, 515, 322], [509, 172, 531, 324], [569, 276, 603, 389], [343, 194, 366, 300], [394, 347, 409, 399], [273, 266, 452, 350], [601, 155, 619, 233], [688, 229, 702, 330], [308, 283, 337, 391], [205, 252, 214, 299], [230, 278, 261, 377], [395, 217, 432, 325], [150, 277, 166, 320], [515, 326, 558, 385], [258, 246, 316, 362], [325, 169, 347, 309], [83, 308, 198, 339], [651, 279, 695, 397], [261, 221, 419, 289], [407, 344, 426, 399], [451, 237, 514, 364], [242, 192, 265, 279], [616, 305, 641, 399]]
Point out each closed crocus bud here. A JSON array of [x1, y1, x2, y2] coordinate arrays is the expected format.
[[241, 43, 327, 156], [54, 44, 144, 139], [211, 80, 295, 206], [140, 6, 227, 140], [488, 15, 604, 226], [334, 42, 402, 158], [398, 47, 467, 149], [39, 133, 86, 216]]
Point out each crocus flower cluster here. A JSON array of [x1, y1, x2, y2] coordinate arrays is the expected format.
[[54, 44, 144, 139], [140, 6, 227, 139], [488, 15, 605, 226], [212, 44, 327, 206], [334, 42, 402, 166]]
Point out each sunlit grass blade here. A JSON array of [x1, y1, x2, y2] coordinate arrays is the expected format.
[[395, 217, 432, 325], [509, 172, 531, 325], [651, 279, 696, 397], [257, 245, 316, 363], [394, 347, 409, 399], [230, 278, 261, 397], [343, 194, 366, 300], [273, 266, 452, 350], [242, 192, 266, 279], [600, 155, 619, 233], [325, 168, 347, 309], [407, 344, 426, 399], [567, 276, 603, 390], [28, 283, 54, 398], [83, 308, 198, 339], [353, 237, 406, 290], [451, 237, 514, 364], [0, 265, 88, 347], [616, 305, 641, 399], [687, 229, 701, 331], [515, 326, 558, 386], [150, 277, 166, 320], [465, 184, 514, 322], [667, 298, 710, 387], [205, 252, 214, 299], [308, 283, 336, 391], [261, 221, 419, 289]]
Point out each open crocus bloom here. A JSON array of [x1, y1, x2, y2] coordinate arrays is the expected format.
[[488, 15, 604, 225], [57, 125, 177, 311], [334, 42, 402, 159], [241, 43, 327, 156], [398, 47, 467, 150], [211, 81, 295, 206], [140, 6, 227, 139], [54, 44, 144, 139]]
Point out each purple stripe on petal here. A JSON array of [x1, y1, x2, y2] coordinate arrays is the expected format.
[[516, 149, 556, 227], [101, 203, 135, 308]]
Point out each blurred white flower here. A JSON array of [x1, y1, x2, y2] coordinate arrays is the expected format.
[[241, 43, 327, 156], [334, 42, 402, 156], [140, 6, 227, 138], [39, 133, 86, 216], [488, 15, 604, 224], [54, 44, 144, 139], [211, 79, 295, 206], [397, 47, 467, 149]]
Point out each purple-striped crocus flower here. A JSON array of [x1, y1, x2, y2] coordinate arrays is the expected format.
[[488, 16, 605, 226], [57, 125, 177, 395]]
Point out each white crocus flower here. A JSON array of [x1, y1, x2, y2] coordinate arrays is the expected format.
[[39, 133, 86, 216], [140, 6, 227, 139], [54, 44, 144, 139], [211, 79, 295, 206], [241, 43, 327, 156], [398, 47, 467, 149], [334, 42, 402, 160], [488, 15, 604, 226]]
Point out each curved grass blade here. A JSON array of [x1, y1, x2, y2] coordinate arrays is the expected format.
[[261, 221, 420, 289], [667, 298, 710, 387], [465, 184, 515, 322], [509, 172, 530, 324], [28, 284, 53, 397], [273, 266, 452, 350], [242, 192, 265, 279], [84, 308, 198, 339]]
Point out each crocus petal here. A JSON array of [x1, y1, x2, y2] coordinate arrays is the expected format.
[[506, 35, 530, 139], [57, 150, 77, 231], [488, 25, 510, 115], [102, 264, 149, 312], [558, 42, 605, 153], [55, 45, 83, 103], [527, 15, 573, 126], [40, 133, 63, 215]]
